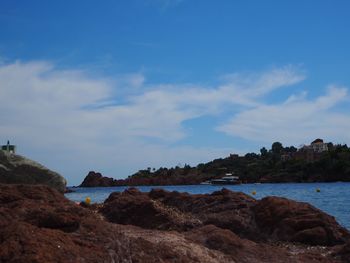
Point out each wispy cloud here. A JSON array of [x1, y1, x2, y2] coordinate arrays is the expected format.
[[221, 66, 305, 95], [217, 86, 350, 145]]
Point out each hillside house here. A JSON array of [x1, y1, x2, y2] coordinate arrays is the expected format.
[[310, 138, 328, 153], [293, 139, 328, 163]]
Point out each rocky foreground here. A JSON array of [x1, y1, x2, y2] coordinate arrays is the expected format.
[[1, 184, 350, 263]]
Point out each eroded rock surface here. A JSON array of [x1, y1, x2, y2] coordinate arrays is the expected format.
[[1, 184, 349, 262], [254, 196, 350, 245], [149, 188, 258, 239], [101, 188, 350, 247], [101, 187, 202, 231], [0, 184, 231, 263]]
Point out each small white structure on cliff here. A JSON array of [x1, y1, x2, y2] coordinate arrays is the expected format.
[[1, 140, 16, 154]]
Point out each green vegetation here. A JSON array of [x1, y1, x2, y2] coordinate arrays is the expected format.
[[120, 142, 350, 185]]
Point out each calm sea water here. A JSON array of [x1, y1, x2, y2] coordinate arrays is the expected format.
[[65, 182, 350, 230]]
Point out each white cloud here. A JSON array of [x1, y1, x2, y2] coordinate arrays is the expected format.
[[221, 65, 305, 97], [217, 86, 350, 145], [115, 73, 145, 90]]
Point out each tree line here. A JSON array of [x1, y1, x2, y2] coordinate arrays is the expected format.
[[119, 142, 350, 185]]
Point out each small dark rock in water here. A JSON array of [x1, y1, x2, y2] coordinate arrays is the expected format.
[[1, 184, 350, 263], [64, 188, 75, 193]]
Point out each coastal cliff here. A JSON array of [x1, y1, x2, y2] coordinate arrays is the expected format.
[[0, 151, 67, 193], [1, 184, 349, 262]]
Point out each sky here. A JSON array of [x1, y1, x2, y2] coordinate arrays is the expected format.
[[1, 0, 350, 185]]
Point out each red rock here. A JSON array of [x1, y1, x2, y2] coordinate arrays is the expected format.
[[186, 225, 344, 263], [148, 188, 259, 239], [1, 184, 349, 263], [254, 196, 350, 245], [336, 241, 350, 263], [107, 188, 350, 247], [0, 184, 230, 262], [79, 171, 115, 187], [101, 187, 202, 231]]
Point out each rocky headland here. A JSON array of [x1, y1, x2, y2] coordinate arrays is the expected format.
[[79, 171, 121, 187], [1, 183, 349, 262], [0, 151, 66, 193]]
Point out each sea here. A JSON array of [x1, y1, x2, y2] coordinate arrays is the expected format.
[[65, 182, 350, 230]]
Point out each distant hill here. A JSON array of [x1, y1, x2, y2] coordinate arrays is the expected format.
[[80, 140, 350, 187]]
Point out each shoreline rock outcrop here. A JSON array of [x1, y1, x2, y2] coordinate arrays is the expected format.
[[1, 184, 349, 262], [254, 196, 349, 245], [0, 151, 66, 193], [101, 188, 350, 247]]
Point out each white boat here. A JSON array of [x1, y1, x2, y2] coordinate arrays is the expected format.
[[203, 176, 241, 185]]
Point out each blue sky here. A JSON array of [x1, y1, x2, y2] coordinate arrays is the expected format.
[[1, 0, 350, 185]]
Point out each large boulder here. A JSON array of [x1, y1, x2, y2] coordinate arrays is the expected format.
[[0, 151, 66, 193], [254, 196, 350, 246], [101, 187, 202, 231], [149, 188, 259, 239]]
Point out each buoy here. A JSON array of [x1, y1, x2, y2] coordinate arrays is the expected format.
[[316, 188, 320, 193], [252, 191, 256, 195], [85, 197, 91, 205]]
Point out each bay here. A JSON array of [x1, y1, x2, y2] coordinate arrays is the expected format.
[[65, 182, 350, 230]]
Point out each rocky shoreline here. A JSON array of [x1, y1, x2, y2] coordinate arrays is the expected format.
[[1, 183, 349, 262], [79, 170, 350, 188]]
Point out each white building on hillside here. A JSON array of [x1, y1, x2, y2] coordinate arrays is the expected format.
[[310, 138, 328, 153]]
